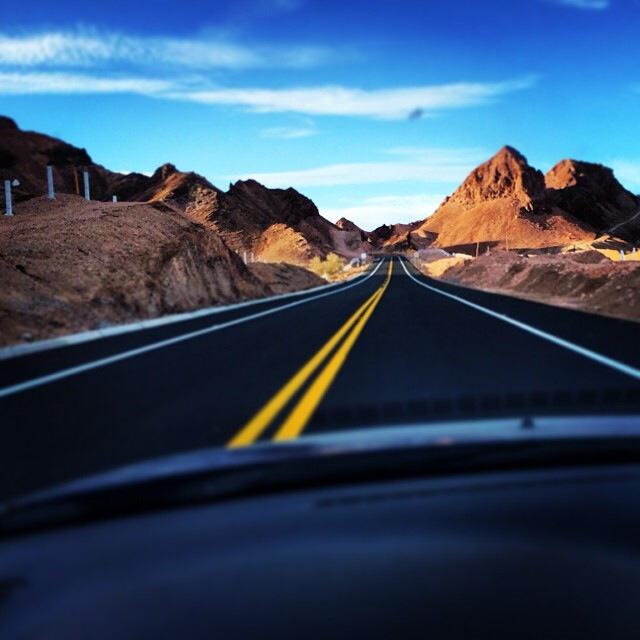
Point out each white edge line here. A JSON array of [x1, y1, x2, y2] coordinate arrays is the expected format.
[[0, 267, 370, 362], [400, 258, 640, 382], [0, 260, 385, 399]]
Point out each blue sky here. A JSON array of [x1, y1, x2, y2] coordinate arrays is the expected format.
[[1, 0, 639, 229]]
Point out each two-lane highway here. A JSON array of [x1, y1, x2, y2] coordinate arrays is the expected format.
[[1, 257, 640, 499]]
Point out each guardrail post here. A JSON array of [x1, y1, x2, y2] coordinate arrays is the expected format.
[[83, 170, 90, 201], [46, 165, 55, 199], [4, 180, 12, 216]]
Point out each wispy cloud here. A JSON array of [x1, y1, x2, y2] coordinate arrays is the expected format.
[[323, 194, 446, 229], [175, 77, 536, 120], [0, 28, 333, 70], [545, 0, 609, 9], [0, 68, 535, 121], [227, 147, 485, 187], [0, 71, 171, 95], [260, 125, 317, 139]]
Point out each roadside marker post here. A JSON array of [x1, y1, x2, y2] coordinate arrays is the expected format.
[[83, 171, 90, 201], [46, 165, 55, 200], [243, 251, 247, 264], [3, 180, 12, 216], [112, 195, 117, 203]]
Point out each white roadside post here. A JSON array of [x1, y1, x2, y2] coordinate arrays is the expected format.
[[83, 170, 90, 201], [112, 195, 117, 203], [3, 180, 12, 216], [46, 165, 55, 199], [620, 249, 625, 261], [243, 251, 247, 264]]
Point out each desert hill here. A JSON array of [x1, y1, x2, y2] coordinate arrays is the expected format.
[[545, 159, 640, 240], [335, 217, 365, 235], [0, 117, 368, 265], [415, 146, 640, 250], [131, 171, 370, 265], [368, 221, 431, 252], [0, 195, 273, 345], [0, 118, 352, 346], [0, 116, 127, 202]]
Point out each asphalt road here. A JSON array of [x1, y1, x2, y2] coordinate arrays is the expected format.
[[1, 256, 640, 499]]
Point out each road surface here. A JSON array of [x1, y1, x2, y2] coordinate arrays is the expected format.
[[1, 257, 640, 499]]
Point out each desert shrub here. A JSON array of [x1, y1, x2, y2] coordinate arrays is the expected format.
[[308, 253, 345, 277], [323, 253, 344, 275]]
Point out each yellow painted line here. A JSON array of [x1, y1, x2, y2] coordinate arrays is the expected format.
[[273, 260, 393, 442], [227, 272, 388, 448]]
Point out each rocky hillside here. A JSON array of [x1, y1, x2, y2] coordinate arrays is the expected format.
[[0, 117, 368, 265], [417, 146, 600, 250], [545, 159, 640, 240], [416, 146, 639, 251], [368, 221, 431, 252], [0, 116, 126, 202], [0, 195, 272, 346], [441, 250, 640, 323]]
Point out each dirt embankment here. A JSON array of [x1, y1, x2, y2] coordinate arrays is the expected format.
[[0, 196, 274, 346], [440, 251, 640, 322], [248, 262, 325, 295]]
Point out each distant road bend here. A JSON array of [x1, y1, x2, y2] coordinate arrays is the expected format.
[[1, 257, 640, 499]]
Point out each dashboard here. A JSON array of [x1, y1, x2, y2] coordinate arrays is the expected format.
[[0, 464, 639, 639]]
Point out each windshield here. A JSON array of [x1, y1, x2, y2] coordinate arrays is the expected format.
[[1, 0, 640, 504]]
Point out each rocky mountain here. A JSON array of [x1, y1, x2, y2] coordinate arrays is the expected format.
[[441, 145, 548, 213], [368, 222, 431, 252], [545, 159, 640, 240], [0, 117, 368, 265], [415, 146, 639, 251], [335, 218, 431, 253], [335, 217, 365, 235], [0, 116, 124, 202], [140, 171, 370, 265]]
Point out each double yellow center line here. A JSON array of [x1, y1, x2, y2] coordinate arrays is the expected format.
[[227, 259, 394, 448]]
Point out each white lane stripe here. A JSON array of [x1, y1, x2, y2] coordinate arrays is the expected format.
[[0, 260, 385, 399], [400, 258, 640, 381]]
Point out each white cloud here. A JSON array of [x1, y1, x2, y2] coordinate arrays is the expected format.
[[260, 126, 317, 139], [323, 194, 445, 230], [175, 77, 536, 120], [0, 69, 535, 121], [546, 0, 609, 9], [0, 29, 332, 70], [228, 147, 485, 188], [0, 71, 171, 95]]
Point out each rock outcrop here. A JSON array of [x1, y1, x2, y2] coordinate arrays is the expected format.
[[0, 116, 368, 265], [545, 159, 640, 240], [417, 147, 602, 250]]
